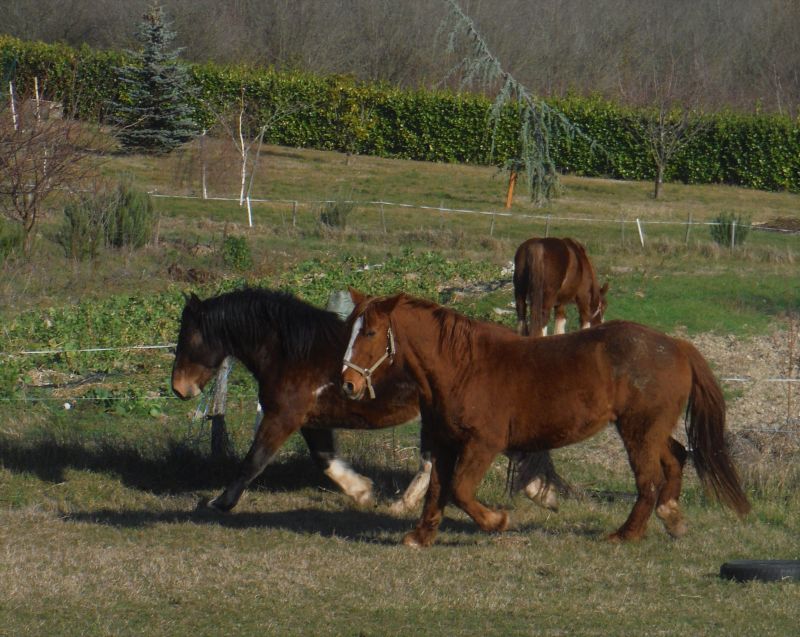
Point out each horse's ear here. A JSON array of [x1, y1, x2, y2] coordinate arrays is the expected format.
[[377, 293, 403, 315], [185, 292, 202, 310], [600, 281, 610, 296], [348, 287, 370, 306]]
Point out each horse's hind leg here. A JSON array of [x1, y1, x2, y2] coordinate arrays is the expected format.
[[609, 417, 669, 541], [300, 428, 374, 507], [553, 305, 567, 335], [655, 437, 689, 538], [514, 287, 529, 335], [389, 450, 432, 515]]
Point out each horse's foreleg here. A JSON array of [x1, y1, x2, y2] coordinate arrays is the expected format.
[[403, 437, 456, 548], [389, 450, 432, 515], [450, 440, 509, 533], [205, 410, 303, 513], [300, 428, 374, 507]]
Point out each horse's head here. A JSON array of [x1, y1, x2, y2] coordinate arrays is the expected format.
[[341, 289, 403, 401], [171, 293, 227, 400], [591, 281, 610, 326]]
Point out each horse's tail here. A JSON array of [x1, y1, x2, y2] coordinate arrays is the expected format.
[[681, 341, 751, 517], [528, 242, 547, 336]]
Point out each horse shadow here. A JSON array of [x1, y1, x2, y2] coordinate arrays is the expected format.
[[0, 435, 422, 500], [61, 506, 490, 544]]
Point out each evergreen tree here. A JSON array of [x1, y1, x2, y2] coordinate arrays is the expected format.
[[111, 2, 196, 154]]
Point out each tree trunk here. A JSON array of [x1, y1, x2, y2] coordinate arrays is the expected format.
[[653, 164, 664, 199]]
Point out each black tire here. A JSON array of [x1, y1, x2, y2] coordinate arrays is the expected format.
[[720, 560, 800, 583]]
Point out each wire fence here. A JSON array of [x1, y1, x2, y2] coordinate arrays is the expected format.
[[150, 192, 800, 244]]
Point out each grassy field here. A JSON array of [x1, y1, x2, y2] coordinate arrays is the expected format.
[[1, 138, 799, 636]]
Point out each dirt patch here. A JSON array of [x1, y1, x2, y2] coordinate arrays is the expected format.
[[756, 217, 800, 234], [687, 326, 800, 466]]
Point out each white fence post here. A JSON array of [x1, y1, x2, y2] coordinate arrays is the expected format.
[[636, 218, 645, 247]]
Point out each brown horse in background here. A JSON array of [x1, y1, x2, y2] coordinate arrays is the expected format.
[[514, 237, 608, 336], [341, 291, 750, 547]]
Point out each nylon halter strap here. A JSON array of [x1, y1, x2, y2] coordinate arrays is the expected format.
[[343, 327, 396, 399]]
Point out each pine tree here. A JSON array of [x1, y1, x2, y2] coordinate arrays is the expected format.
[[111, 2, 196, 154]]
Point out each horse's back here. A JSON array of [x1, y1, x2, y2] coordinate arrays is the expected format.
[[585, 321, 694, 399], [513, 237, 571, 294]]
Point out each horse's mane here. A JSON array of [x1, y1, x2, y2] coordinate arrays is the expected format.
[[196, 288, 345, 361], [400, 296, 481, 361]]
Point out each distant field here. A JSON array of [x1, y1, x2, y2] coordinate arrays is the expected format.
[[1, 140, 799, 636]]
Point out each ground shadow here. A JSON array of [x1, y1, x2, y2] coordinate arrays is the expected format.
[[62, 506, 485, 544], [0, 435, 418, 500]]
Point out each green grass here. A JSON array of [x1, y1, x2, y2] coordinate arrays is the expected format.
[[1, 414, 798, 637], [1, 139, 800, 636]]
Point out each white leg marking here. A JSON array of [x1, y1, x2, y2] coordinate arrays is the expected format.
[[342, 316, 363, 372], [389, 460, 432, 515], [554, 317, 567, 334], [540, 326, 548, 337], [524, 477, 559, 511], [325, 458, 374, 506], [581, 321, 590, 329]]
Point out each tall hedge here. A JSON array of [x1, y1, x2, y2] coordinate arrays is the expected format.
[[2, 36, 798, 192]]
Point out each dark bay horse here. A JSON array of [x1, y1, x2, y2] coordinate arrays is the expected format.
[[341, 290, 750, 547], [514, 237, 608, 336], [171, 288, 558, 513]]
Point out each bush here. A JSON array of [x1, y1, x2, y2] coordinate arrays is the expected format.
[[56, 193, 115, 260], [108, 179, 157, 249], [0, 220, 23, 261], [710, 211, 752, 248], [55, 179, 156, 260], [221, 234, 252, 270], [319, 197, 354, 229]]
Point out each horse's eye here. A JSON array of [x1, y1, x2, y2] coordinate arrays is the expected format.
[[365, 329, 376, 337]]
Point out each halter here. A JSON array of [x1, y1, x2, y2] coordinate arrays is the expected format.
[[342, 327, 396, 399], [590, 302, 603, 320]]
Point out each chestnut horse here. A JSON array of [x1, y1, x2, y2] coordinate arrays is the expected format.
[[171, 288, 559, 514], [514, 237, 608, 336], [341, 290, 750, 547]]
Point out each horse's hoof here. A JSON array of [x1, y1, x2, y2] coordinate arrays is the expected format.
[[352, 490, 376, 508], [402, 530, 432, 548], [495, 511, 510, 533], [197, 496, 229, 513], [524, 479, 559, 512], [607, 529, 644, 542], [388, 500, 410, 516], [656, 501, 688, 538]]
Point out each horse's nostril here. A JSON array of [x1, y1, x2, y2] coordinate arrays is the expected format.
[[343, 381, 355, 396]]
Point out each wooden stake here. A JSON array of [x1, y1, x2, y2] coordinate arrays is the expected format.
[[505, 170, 518, 209]]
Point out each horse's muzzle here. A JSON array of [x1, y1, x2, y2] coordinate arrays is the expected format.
[[341, 380, 364, 401], [172, 378, 201, 400]]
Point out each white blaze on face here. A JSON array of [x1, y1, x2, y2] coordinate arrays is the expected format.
[[342, 315, 363, 372]]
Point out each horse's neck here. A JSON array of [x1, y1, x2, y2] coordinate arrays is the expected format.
[[396, 306, 475, 402]]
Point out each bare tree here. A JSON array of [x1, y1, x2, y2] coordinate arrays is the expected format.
[[208, 86, 305, 222], [623, 57, 710, 199], [0, 84, 101, 255]]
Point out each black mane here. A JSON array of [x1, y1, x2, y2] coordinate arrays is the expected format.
[[194, 288, 346, 362]]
